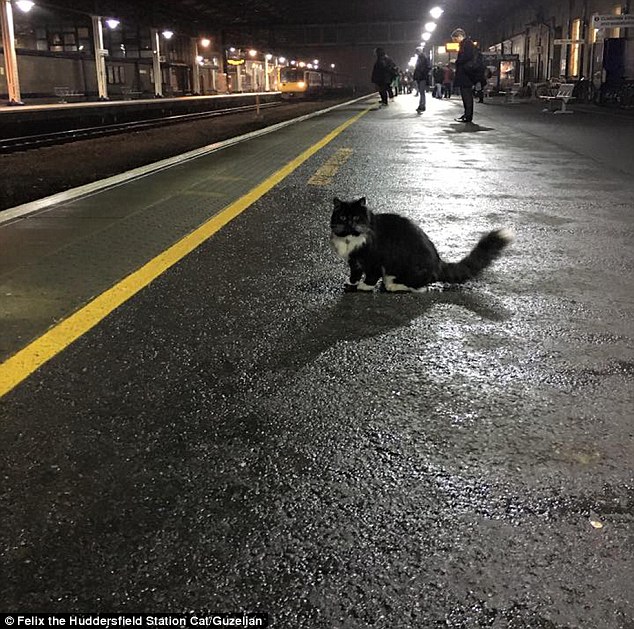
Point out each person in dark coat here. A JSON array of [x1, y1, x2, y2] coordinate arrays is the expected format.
[[412, 46, 430, 113], [452, 28, 475, 123], [371, 47, 397, 106]]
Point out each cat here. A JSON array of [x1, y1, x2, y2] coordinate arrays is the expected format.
[[330, 196, 514, 292]]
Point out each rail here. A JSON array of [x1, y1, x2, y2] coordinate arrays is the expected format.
[[0, 101, 283, 154]]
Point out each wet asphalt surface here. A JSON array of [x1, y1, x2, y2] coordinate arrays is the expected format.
[[1, 95, 633, 627]]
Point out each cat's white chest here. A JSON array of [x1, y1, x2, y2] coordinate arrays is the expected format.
[[330, 233, 368, 260]]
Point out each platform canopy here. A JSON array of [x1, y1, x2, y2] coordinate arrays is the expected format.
[[47, 0, 523, 32]]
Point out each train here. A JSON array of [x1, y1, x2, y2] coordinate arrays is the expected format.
[[278, 67, 351, 99]]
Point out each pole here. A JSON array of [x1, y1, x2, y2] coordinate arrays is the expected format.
[[151, 28, 163, 97], [236, 64, 242, 92], [264, 57, 269, 91], [0, 0, 23, 104], [91, 15, 108, 100], [191, 38, 201, 95]]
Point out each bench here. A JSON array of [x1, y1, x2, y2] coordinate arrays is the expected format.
[[540, 83, 575, 114], [54, 86, 70, 103], [121, 86, 143, 100], [53, 87, 84, 103], [500, 83, 521, 103]]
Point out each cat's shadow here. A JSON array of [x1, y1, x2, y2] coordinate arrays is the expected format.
[[271, 285, 512, 372]]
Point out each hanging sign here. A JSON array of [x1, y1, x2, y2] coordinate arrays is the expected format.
[[591, 14, 634, 29]]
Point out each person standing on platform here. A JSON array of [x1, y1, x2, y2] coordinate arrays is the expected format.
[[432, 65, 444, 98], [452, 28, 475, 123], [413, 46, 430, 114], [442, 64, 454, 98], [371, 47, 398, 107]]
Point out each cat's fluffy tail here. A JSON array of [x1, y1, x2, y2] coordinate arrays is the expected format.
[[439, 228, 514, 283]]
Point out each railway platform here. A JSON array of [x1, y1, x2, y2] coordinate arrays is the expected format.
[[1, 93, 633, 626]]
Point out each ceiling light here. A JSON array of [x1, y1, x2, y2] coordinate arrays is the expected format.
[[105, 18, 120, 29], [200, 38, 211, 48], [422, 32, 432, 41], [430, 7, 444, 19], [16, 0, 35, 12], [425, 22, 437, 32], [162, 30, 174, 39]]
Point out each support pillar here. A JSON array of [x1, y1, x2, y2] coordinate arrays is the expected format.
[[91, 15, 108, 100], [151, 28, 163, 97], [191, 38, 201, 95], [0, 0, 23, 105]]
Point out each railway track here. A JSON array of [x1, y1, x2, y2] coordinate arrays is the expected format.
[[0, 100, 283, 154]]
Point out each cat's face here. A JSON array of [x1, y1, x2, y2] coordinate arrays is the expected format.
[[330, 197, 371, 237]]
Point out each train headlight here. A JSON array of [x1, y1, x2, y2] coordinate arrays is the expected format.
[[298, 81, 306, 88]]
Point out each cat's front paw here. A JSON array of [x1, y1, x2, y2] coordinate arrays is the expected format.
[[356, 281, 376, 292]]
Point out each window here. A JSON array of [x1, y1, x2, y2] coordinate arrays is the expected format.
[[107, 65, 125, 84]]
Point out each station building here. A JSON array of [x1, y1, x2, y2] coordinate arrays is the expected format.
[[0, 0, 332, 104], [480, 0, 633, 94]]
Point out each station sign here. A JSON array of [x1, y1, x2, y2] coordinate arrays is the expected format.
[[591, 14, 634, 29], [481, 52, 520, 63], [553, 39, 584, 45]]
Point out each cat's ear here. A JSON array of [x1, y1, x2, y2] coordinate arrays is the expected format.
[[333, 197, 342, 209], [358, 197, 367, 207]]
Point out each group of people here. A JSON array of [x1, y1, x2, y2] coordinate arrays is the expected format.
[[371, 28, 487, 124]]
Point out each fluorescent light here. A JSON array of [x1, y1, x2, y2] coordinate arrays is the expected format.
[[16, 0, 35, 12]]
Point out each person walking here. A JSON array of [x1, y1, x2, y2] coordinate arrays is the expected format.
[[452, 28, 476, 123], [371, 47, 398, 107], [413, 46, 430, 114]]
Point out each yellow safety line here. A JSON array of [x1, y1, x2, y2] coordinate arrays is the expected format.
[[308, 148, 354, 186], [0, 106, 371, 398]]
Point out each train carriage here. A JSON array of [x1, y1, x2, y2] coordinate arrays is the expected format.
[[279, 67, 344, 99]]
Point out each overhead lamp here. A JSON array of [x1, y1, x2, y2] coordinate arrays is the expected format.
[[248, 49, 257, 57], [430, 6, 444, 19], [105, 18, 120, 29], [422, 32, 432, 41], [330, 63, 335, 68], [200, 38, 211, 48], [278, 56, 286, 63], [15, 0, 35, 12], [298, 61, 306, 67], [313, 59, 319, 64], [265, 53, 273, 61], [162, 30, 174, 39], [425, 22, 437, 32]]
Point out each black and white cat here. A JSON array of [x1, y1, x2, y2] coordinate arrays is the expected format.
[[330, 196, 514, 292]]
